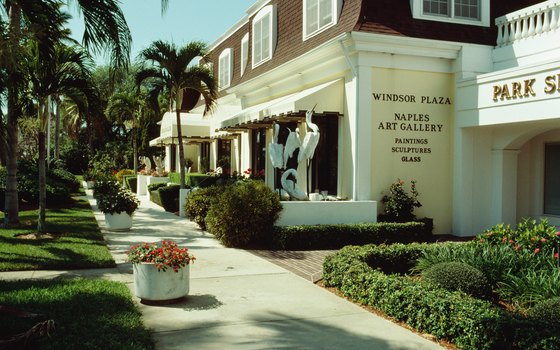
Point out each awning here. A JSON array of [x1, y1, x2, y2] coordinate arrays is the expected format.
[[216, 79, 343, 132], [148, 135, 212, 147], [149, 111, 211, 146]]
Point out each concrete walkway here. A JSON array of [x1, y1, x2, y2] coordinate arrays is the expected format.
[[0, 192, 444, 350]]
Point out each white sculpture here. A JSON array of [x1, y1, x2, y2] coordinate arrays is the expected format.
[[281, 169, 308, 201], [154, 156, 164, 175], [298, 105, 320, 163], [269, 123, 284, 169], [283, 127, 301, 169], [140, 156, 152, 173]]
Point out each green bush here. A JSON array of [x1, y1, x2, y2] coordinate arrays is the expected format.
[[380, 179, 422, 222], [270, 221, 432, 250], [123, 175, 137, 192], [324, 244, 560, 350], [49, 167, 80, 193], [499, 268, 560, 309], [92, 175, 120, 201], [158, 184, 180, 213], [185, 185, 227, 230], [529, 297, 560, 326], [115, 169, 134, 183], [169, 172, 219, 188], [147, 182, 167, 192], [423, 261, 492, 299], [205, 180, 282, 247]]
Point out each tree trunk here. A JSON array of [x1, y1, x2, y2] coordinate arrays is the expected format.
[[37, 102, 49, 235], [54, 95, 61, 160], [175, 90, 186, 189], [133, 127, 138, 175], [4, 3, 22, 227], [0, 114, 7, 166]]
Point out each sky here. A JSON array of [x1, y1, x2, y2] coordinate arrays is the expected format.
[[66, 0, 257, 65]]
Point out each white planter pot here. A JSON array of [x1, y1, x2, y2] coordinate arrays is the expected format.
[[133, 263, 190, 302], [83, 180, 95, 190], [137, 174, 148, 195], [179, 188, 192, 217], [104, 212, 133, 231]]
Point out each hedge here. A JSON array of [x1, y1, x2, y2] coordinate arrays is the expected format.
[[269, 220, 432, 250], [323, 245, 560, 350], [158, 185, 180, 213], [123, 175, 137, 193], [169, 172, 218, 188]]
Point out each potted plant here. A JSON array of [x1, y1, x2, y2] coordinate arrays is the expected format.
[[83, 169, 97, 189], [96, 184, 140, 231], [128, 240, 196, 303]]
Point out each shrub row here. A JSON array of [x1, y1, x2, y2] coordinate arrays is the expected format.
[[147, 183, 181, 213], [323, 245, 560, 349], [169, 172, 218, 188], [123, 175, 137, 193], [270, 220, 432, 250]]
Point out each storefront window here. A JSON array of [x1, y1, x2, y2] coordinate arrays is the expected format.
[[544, 144, 560, 216], [310, 115, 338, 195]]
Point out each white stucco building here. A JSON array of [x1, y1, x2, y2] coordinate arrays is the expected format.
[[152, 0, 560, 236]]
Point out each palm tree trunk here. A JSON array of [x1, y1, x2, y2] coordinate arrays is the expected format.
[[133, 127, 138, 175], [37, 101, 49, 235], [4, 3, 22, 227], [175, 91, 186, 189], [54, 95, 61, 160], [0, 115, 7, 166]]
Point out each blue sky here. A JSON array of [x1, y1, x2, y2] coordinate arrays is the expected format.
[[67, 0, 257, 65]]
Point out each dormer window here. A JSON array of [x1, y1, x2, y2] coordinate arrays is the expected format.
[[252, 5, 277, 68], [303, 0, 343, 40], [412, 0, 489, 27], [218, 48, 233, 90]]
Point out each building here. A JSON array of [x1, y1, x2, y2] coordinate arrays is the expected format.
[[153, 0, 559, 236]]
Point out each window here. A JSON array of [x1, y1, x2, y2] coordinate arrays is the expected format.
[[544, 144, 560, 216], [218, 48, 233, 90], [303, 0, 343, 39], [251, 128, 267, 173], [241, 33, 249, 76], [412, 0, 488, 26], [252, 5, 277, 68]]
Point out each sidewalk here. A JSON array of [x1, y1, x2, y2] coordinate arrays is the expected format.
[[1, 192, 444, 350]]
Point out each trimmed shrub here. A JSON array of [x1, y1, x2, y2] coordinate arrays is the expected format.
[[529, 297, 560, 327], [205, 180, 282, 247], [158, 184, 180, 213], [115, 169, 134, 183], [147, 182, 167, 192], [422, 261, 492, 299], [123, 175, 137, 192], [324, 244, 560, 350], [169, 172, 219, 188], [184, 185, 227, 230], [270, 221, 432, 250], [49, 167, 80, 193]]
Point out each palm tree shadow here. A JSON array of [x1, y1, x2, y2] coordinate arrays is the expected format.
[[156, 294, 223, 311]]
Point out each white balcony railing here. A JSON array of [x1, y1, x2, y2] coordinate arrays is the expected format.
[[496, 0, 560, 47]]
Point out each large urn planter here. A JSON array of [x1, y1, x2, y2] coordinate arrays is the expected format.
[[133, 263, 190, 302], [104, 212, 133, 231], [128, 241, 195, 304]]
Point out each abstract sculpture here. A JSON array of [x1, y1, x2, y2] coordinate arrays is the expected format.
[[283, 127, 301, 170], [281, 169, 308, 200], [269, 123, 284, 169]]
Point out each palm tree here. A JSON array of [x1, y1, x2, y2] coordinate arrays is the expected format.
[[1, 0, 131, 226], [105, 91, 145, 174], [136, 40, 217, 189], [23, 42, 94, 234]]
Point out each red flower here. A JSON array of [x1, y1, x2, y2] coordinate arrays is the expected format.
[[555, 253, 559, 259], [541, 238, 547, 243], [556, 231, 560, 237], [534, 248, 540, 254]]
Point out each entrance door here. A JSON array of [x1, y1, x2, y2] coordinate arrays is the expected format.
[[544, 143, 560, 215], [310, 115, 338, 196]]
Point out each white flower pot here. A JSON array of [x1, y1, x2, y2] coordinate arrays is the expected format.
[[133, 263, 190, 302], [104, 212, 133, 231]]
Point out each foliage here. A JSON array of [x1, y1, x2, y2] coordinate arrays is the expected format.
[[128, 240, 195, 272], [58, 138, 91, 174], [157, 184, 180, 212], [422, 261, 492, 299], [205, 180, 282, 247], [529, 297, 560, 327], [147, 182, 167, 192], [123, 174, 137, 192], [270, 221, 433, 250], [49, 166, 80, 193], [0, 199, 115, 271], [92, 175, 119, 200], [169, 172, 218, 188], [0, 279, 154, 350], [184, 185, 228, 230], [477, 218, 559, 254], [380, 179, 422, 222], [115, 169, 134, 183], [499, 268, 560, 309], [97, 186, 139, 215], [324, 244, 560, 349]]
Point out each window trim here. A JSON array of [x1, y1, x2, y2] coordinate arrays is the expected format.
[[411, 0, 489, 27], [252, 4, 277, 69], [241, 33, 249, 76], [218, 48, 233, 91], [303, 0, 343, 41]]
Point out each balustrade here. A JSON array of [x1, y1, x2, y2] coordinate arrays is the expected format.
[[496, 0, 560, 47]]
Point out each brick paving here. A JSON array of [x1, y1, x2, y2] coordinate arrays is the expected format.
[[249, 249, 338, 283]]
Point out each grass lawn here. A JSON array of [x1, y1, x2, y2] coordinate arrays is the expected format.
[[0, 278, 154, 349], [0, 197, 115, 271]]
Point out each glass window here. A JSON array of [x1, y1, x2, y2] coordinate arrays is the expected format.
[[304, 0, 341, 40], [218, 48, 233, 90], [544, 144, 560, 216], [415, 0, 486, 25], [241, 33, 249, 76], [252, 5, 276, 68]]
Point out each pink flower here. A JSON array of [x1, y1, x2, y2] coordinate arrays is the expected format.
[[555, 253, 559, 259], [541, 238, 547, 243], [509, 239, 514, 244], [534, 248, 540, 254], [556, 231, 560, 237], [479, 239, 485, 243]]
